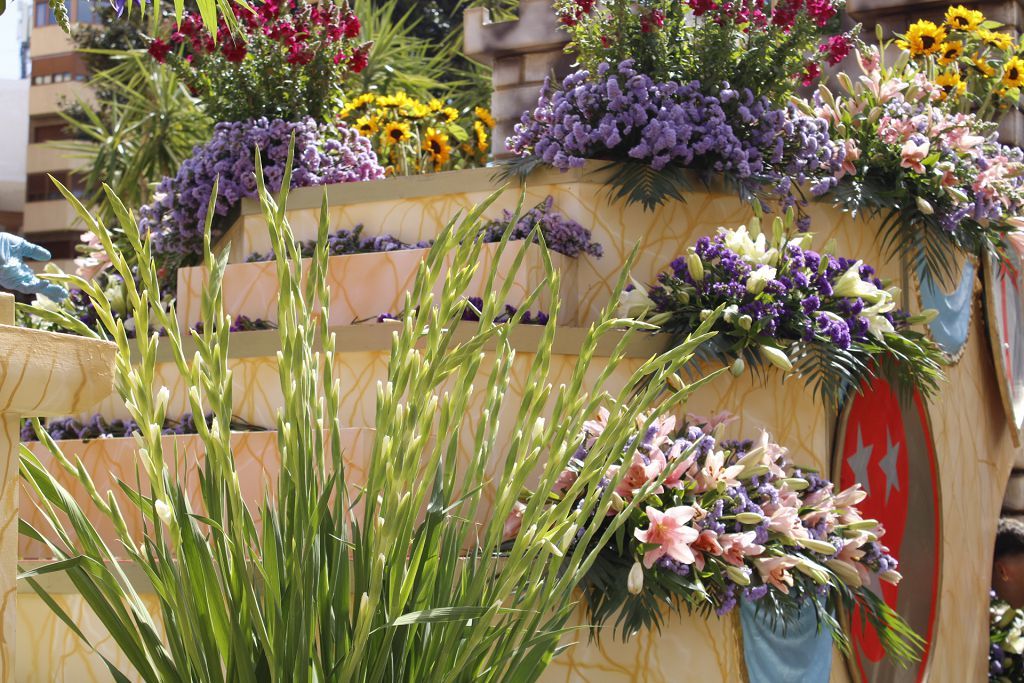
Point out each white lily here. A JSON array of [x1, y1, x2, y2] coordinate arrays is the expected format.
[[833, 261, 885, 303], [617, 278, 654, 319]]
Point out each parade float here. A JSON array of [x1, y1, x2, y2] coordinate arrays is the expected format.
[[0, 1, 1022, 682]]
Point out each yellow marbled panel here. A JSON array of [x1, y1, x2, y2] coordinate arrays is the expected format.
[[20, 429, 373, 560], [16, 594, 160, 683], [180, 241, 579, 329]]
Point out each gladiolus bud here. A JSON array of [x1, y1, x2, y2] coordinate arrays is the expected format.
[[668, 373, 685, 391], [738, 315, 752, 331], [628, 561, 644, 595], [687, 252, 704, 282], [610, 492, 625, 512], [736, 512, 764, 525], [724, 304, 739, 323], [532, 417, 546, 442], [154, 499, 173, 526], [730, 358, 746, 377], [699, 309, 713, 321], [760, 345, 793, 371], [726, 564, 751, 586]]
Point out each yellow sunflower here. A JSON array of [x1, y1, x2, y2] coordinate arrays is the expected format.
[[378, 92, 413, 109], [1003, 56, 1024, 87], [422, 127, 452, 167], [384, 121, 412, 145], [898, 20, 947, 56], [936, 71, 967, 98], [474, 120, 489, 152], [972, 54, 996, 76], [442, 107, 460, 123], [474, 106, 496, 128], [428, 98, 443, 112], [938, 41, 963, 65], [980, 29, 1014, 50], [945, 5, 984, 32], [355, 116, 379, 137], [405, 100, 431, 119]]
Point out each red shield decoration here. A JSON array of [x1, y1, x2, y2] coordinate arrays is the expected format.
[[984, 246, 1024, 446], [835, 377, 941, 683]]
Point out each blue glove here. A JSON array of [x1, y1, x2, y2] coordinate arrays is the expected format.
[[0, 233, 68, 301]]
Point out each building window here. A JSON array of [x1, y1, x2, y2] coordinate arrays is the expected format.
[[75, 0, 96, 24], [34, 1, 56, 26], [27, 172, 84, 203]]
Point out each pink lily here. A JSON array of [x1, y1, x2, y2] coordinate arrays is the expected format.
[[694, 449, 743, 492], [686, 411, 738, 434], [692, 529, 724, 571], [900, 140, 929, 174], [635, 505, 700, 568], [720, 531, 765, 566], [662, 439, 698, 489], [502, 501, 527, 542], [755, 556, 799, 594]]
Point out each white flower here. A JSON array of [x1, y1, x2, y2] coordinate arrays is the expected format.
[[746, 265, 777, 294], [617, 278, 654, 319], [719, 225, 777, 265], [832, 261, 885, 303], [687, 252, 705, 281], [759, 345, 793, 371], [863, 298, 896, 340], [154, 499, 173, 526]]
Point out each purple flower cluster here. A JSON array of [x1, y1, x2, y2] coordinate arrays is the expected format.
[[508, 61, 843, 205], [140, 117, 384, 261], [481, 196, 603, 258], [21, 413, 268, 443], [376, 298, 550, 326], [652, 230, 897, 353], [246, 224, 432, 262]]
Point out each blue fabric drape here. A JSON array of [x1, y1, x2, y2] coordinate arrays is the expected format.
[[739, 598, 832, 683]]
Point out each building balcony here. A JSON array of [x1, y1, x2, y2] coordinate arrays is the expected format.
[[28, 81, 92, 117], [22, 198, 81, 235], [28, 26, 75, 59], [26, 142, 85, 175]]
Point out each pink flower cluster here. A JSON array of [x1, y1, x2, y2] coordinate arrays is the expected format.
[[506, 409, 903, 625]]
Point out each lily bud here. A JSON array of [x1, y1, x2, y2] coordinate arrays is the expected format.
[[738, 315, 753, 331], [879, 569, 903, 585], [796, 537, 840, 555], [726, 564, 752, 586], [760, 345, 793, 371], [687, 252, 705, 282], [915, 196, 934, 215], [699, 309, 714, 321], [907, 308, 939, 325], [628, 561, 645, 595], [826, 559, 863, 587], [610, 492, 625, 513], [724, 304, 739, 323], [781, 477, 809, 491], [736, 512, 764, 525], [730, 357, 746, 377], [795, 558, 830, 584]]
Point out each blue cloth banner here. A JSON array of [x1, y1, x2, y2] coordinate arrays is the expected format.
[[739, 598, 832, 683], [917, 260, 975, 357]]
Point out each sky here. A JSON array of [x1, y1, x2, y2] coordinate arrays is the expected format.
[[0, 0, 29, 81]]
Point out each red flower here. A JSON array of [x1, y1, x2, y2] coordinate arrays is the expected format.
[[688, 0, 718, 16], [341, 14, 360, 38], [221, 37, 248, 62], [801, 62, 821, 86], [819, 35, 851, 66], [641, 8, 665, 32], [348, 44, 369, 73], [147, 38, 170, 63], [600, 35, 612, 48]]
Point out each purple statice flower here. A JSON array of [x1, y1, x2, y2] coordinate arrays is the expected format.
[[509, 61, 843, 208], [480, 196, 603, 258], [140, 117, 384, 262], [247, 224, 433, 262]]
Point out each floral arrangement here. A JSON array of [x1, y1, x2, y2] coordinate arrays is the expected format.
[[138, 117, 383, 266], [896, 6, 1022, 121], [148, 1, 370, 122], [991, 593, 1024, 681], [22, 413, 268, 443], [338, 92, 493, 175], [508, 60, 844, 210], [377, 298, 550, 326], [246, 197, 603, 261], [621, 210, 943, 404], [505, 410, 922, 663], [554, 0, 852, 102], [809, 41, 1024, 283]]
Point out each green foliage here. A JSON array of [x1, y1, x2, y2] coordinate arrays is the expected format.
[[57, 53, 210, 239], [21, 154, 722, 680]]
